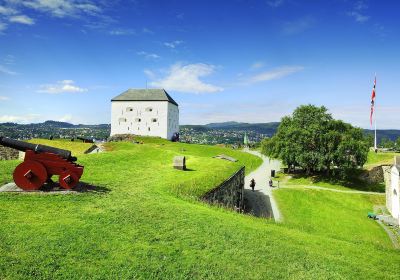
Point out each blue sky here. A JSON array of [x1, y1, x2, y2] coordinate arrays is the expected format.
[[0, 0, 399, 128]]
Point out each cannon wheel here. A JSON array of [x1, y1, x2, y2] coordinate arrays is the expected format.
[[58, 171, 79, 190], [13, 161, 47, 191]]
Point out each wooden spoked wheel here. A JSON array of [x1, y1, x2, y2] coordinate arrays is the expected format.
[[13, 160, 47, 191], [59, 171, 79, 189]]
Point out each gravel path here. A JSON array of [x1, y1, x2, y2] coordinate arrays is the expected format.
[[243, 149, 282, 222]]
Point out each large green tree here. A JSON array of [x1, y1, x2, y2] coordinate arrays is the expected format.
[[262, 105, 369, 176]]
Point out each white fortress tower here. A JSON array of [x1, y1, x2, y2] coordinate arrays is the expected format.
[[111, 88, 179, 140]]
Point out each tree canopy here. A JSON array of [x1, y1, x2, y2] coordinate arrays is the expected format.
[[261, 105, 369, 176]]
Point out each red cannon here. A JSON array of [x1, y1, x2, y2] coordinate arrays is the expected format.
[[0, 137, 84, 191]]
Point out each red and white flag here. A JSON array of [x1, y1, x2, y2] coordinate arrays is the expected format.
[[370, 76, 376, 126]]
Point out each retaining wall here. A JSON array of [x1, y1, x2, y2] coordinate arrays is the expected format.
[[202, 166, 245, 211], [0, 146, 18, 160]]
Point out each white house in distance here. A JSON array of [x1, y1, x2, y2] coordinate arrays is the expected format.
[[110, 88, 179, 140], [385, 156, 400, 226]]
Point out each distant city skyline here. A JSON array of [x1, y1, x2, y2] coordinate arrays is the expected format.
[[1, 0, 399, 128]]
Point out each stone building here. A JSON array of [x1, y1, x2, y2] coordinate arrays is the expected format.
[[384, 156, 400, 226], [110, 88, 179, 140]]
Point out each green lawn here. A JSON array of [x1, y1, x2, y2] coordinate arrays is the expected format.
[[365, 150, 399, 168], [26, 139, 94, 156], [282, 172, 385, 192], [274, 188, 388, 247], [0, 139, 399, 279]]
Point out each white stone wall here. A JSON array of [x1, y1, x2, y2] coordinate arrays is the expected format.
[[111, 101, 178, 140], [389, 166, 400, 221], [167, 102, 179, 140]]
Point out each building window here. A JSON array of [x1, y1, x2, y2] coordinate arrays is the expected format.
[[145, 107, 153, 112], [135, 118, 141, 122], [151, 118, 157, 122], [126, 107, 133, 112], [118, 117, 127, 122], [148, 127, 151, 131]]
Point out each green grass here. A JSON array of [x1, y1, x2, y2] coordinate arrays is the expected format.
[[0, 139, 399, 279], [365, 151, 399, 168], [26, 139, 94, 156], [269, 165, 385, 193], [274, 188, 388, 246], [281, 170, 385, 192]]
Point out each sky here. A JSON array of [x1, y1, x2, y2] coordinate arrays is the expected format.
[[0, 0, 399, 128]]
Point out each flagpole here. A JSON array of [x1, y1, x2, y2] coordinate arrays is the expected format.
[[374, 116, 377, 151], [374, 73, 377, 151]]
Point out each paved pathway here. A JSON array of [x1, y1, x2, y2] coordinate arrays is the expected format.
[[243, 149, 282, 222]]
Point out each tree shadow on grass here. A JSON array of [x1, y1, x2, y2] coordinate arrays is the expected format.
[[289, 170, 385, 192]]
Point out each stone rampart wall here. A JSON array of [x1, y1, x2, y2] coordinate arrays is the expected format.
[[0, 146, 18, 160], [202, 166, 245, 211]]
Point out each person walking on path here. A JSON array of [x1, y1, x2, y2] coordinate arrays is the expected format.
[[250, 178, 256, 192], [269, 178, 273, 188]]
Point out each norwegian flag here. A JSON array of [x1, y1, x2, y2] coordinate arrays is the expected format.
[[370, 76, 376, 126]]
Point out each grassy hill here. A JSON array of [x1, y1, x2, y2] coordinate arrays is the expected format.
[[365, 150, 400, 168], [0, 139, 399, 279], [26, 138, 95, 156]]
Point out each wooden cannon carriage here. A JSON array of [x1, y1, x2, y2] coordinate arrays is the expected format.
[[0, 137, 84, 190]]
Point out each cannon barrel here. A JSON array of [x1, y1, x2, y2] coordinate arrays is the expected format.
[[0, 136, 76, 161]]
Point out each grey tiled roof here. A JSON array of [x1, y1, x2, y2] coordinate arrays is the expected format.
[[111, 88, 178, 106]]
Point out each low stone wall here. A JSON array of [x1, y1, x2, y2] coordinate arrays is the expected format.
[[360, 165, 389, 184], [202, 166, 245, 211], [0, 146, 19, 160]]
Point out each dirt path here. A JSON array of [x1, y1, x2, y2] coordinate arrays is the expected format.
[[243, 149, 282, 222]]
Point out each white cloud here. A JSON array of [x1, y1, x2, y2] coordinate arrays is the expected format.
[[347, 1, 369, 23], [38, 80, 88, 94], [3, 54, 15, 65], [347, 11, 369, 23], [150, 63, 223, 94], [9, 15, 35, 25], [354, 1, 368, 10], [137, 51, 160, 60], [282, 17, 315, 35], [0, 65, 17, 75], [267, 0, 284, 8], [109, 28, 135, 35], [0, 114, 41, 123], [250, 61, 264, 70], [0, 6, 17, 15], [58, 114, 73, 122], [0, 22, 7, 32], [0, 96, 9, 101], [22, 0, 102, 18], [142, 27, 153, 34], [246, 66, 304, 84], [144, 69, 156, 79], [164, 40, 183, 49]]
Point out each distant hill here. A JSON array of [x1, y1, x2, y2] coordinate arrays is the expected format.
[[0, 121, 110, 140], [364, 129, 400, 142], [181, 122, 280, 135], [1, 120, 400, 144], [181, 122, 400, 144]]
